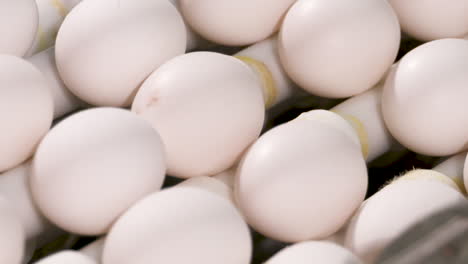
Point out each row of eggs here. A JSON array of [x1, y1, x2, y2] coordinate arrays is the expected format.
[[1, 0, 468, 263], [1, 154, 467, 264], [5, 0, 468, 54]]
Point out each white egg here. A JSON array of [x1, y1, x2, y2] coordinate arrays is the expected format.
[[30, 108, 166, 235], [132, 52, 264, 178], [0, 55, 53, 173], [102, 188, 251, 264], [292, 109, 361, 148], [344, 173, 466, 262], [382, 39, 468, 156], [0, 0, 38, 56], [235, 120, 367, 242], [55, 0, 186, 106], [388, 0, 468, 41], [279, 0, 400, 98], [179, 0, 296, 46]]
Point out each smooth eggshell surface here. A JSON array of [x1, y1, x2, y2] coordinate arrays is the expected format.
[[266, 241, 362, 264], [0, 55, 53, 173], [102, 188, 251, 264], [235, 120, 368, 242], [35, 251, 97, 264], [55, 0, 186, 107], [382, 39, 468, 156], [0, 0, 38, 56], [0, 197, 25, 264], [292, 109, 361, 148], [30, 108, 166, 235], [279, 0, 400, 98], [176, 176, 233, 203], [179, 0, 295, 46], [388, 0, 468, 41], [344, 180, 466, 263], [132, 52, 264, 179]]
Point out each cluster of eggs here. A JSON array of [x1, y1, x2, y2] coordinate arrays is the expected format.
[[1, 0, 468, 263]]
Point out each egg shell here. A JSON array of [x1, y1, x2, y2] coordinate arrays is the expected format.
[[176, 176, 233, 203], [292, 109, 361, 149], [102, 188, 251, 264], [0, 0, 38, 56], [35, 251, 97, 264], [382, 39, 468, 156], [80, 238, 105, 263], [28, 47, 83, 118], [132, 52, 264, 179], [30, 108, 166, 235], [279, 0, 400, 98], [179, 0, 296, 46], [388, 0, 468, 41], [55, 0, 186, 107], [0, 196, 25, 264], [0, 55, 53, 173], [344, 179, 466, 263], [235, 120, 368, 242], [266, 241, 362, 264]]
